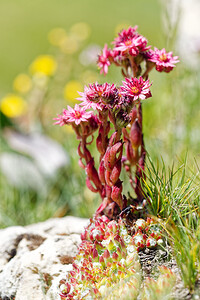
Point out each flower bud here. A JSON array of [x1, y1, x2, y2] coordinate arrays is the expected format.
[[108, 110, 116, 125], [126, 140, 138, 166], [110, 160, 122, 184], [85, 158, 95, 178], [96, 133, 104, 154], [130, 119, 142, 149], [105, 170, 113, 187], [95, 198, 109, 215], [115, 110, 130, 128], [103, 148, 111, 171], [86, 177, 98, 193], [130, 106, 138, 124], [87, 115, 99, 135], [98, 160, 106, 184], [104, 142, 123, 171], [119, 238, 126, 250], [105, 185, 112, 199], [109, 142, 123, 164], [85, 159, 102, 191], [111, 180, 123, 210]]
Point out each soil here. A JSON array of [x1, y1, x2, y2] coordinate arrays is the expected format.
[[138, 245, 200, 300]]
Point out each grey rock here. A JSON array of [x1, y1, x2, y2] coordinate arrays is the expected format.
[[0, 216, 88, 300]]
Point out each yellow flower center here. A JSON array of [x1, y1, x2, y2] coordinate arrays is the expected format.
[[75, 111, 81, 119], [125, 40, 132, 47], [101, 57, 107, 63], [131, 86, 139, 94], [159, 53, 167, 62]]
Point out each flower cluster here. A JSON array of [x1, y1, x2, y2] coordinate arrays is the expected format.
[[55, 25, 178, 300], [55, 25, 179, 218], [59, 216, 165, 299], [114, 26, 150, 56], [97, 26, 179, 76]]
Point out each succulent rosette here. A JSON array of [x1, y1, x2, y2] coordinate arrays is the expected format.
[[59, 216, 165, 299], [59, 217, 141, 299]]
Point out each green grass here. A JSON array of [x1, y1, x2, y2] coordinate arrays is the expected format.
[[141, 157, 200, 293], [0, 154, 99, 227], [167, 218, 200, 292], [143, 66, 200, 167], [142, 156, 200, 220]]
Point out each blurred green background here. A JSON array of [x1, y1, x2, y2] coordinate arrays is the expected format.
[[0, 0, 199, 227], [0, 0, 162, 93]]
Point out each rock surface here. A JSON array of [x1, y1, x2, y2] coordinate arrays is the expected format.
[[0, 216, 88, 300]]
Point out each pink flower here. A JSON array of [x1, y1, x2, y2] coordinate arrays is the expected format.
[[53, 109, 70, 126], [115, 35, 150, 57], [149, 48, 179, 72], [78, 83, 117, 110], [120, 76, 152, 101], [54, 104, 93, 126], [97, 44, 111, 75], [77, 85, 102, 110], [136, 35, 151, 53], [115, 36, 140, 56], [113, 26, 138, 47], [53, 114, 66, 126]]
